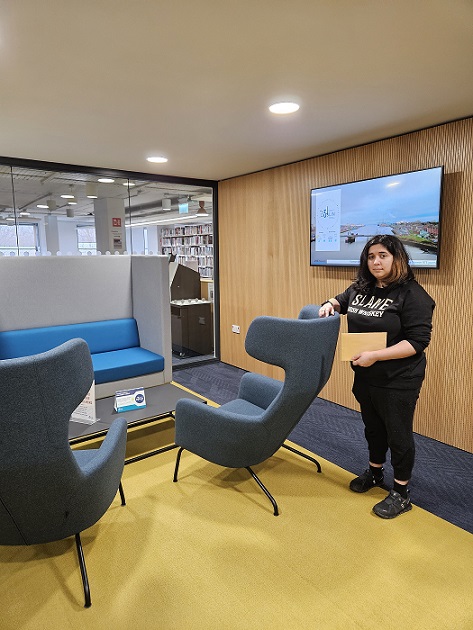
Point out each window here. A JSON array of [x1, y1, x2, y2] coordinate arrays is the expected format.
[[76, 225, 97, 255], [143, 227, 149, 254], [0, 223, 39, 255]]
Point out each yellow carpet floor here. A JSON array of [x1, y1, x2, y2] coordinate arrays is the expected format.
[[1, 441, 473, 630]]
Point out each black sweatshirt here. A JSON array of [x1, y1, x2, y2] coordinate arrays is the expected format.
[[335, 279, 435, 389]]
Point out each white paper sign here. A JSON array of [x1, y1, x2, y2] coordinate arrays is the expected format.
[[71, 381, 97, 424], [314, 188, 341, 252]]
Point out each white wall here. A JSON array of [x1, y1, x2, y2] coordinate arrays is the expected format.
[[35, 216, 95, 255], [24, 217, 160, 256], [57, 219, 81, 254], [127, 225, 160, 254]]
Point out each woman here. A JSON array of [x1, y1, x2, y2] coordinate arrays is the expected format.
[[319, 234, 435, 519]]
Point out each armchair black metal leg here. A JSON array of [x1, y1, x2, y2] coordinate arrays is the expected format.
[[246, 466, 279, 516], [75, 532, 91, 608], [173, 447, 185, 482], [118, 481, 126, 506], [282, 443, 322, 473]]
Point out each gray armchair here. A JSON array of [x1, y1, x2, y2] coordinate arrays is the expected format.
[[173, 305, 340, 515], [0, 339, 127, 608]]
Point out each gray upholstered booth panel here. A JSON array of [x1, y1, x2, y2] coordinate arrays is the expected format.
[[131, 255, 173, 384], [0, 256, 133, 329]]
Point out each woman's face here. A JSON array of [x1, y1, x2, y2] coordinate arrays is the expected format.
[[367, 243, 394, 285]]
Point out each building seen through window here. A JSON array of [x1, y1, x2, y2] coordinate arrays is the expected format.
[[76, 225, 97, 255], [0, 223, 39, 255]]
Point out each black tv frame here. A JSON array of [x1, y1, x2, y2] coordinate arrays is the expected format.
[[310, 165, 444, 269]]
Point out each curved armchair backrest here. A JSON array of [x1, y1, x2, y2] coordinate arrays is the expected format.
[[244, 305, 340, 458], [0, 339, 94, 544]]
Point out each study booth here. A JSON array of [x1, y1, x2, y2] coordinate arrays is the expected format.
[[0, 254, 173, 394], [0, 255, 206, 445]]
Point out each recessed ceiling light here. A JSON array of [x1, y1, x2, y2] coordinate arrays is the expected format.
[[98, 178, 115, 183], [37, 204, 48, 209], [147, 156, 168, 164], [123, 181, 136, 187], [61, 193, 74, 199], [269, 102, 300, 114]]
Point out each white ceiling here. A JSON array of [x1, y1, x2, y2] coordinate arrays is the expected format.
[[1, 0, 473, 182]]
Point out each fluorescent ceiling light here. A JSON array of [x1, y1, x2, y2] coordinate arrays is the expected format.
[[123, 181, 135, 187], [147, 156, 168, 164], [61, 185, 76, 200], [269, 102, 300, 114], [98, 178, 115, 183], [191, 194, 213, 203], [37, 204, 49, 209], [131, 214, 205, 227]]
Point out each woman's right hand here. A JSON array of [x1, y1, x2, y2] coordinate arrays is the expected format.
[[319, 301, 335, 318]]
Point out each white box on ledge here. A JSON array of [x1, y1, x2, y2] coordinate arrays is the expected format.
[[71, 381, 97, 425], [114, 387, 147, 412]]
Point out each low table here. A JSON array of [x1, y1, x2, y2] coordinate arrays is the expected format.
[[69, 382, 204, 464]]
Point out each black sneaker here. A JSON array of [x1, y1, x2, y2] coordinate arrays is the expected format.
[[373, 489, 412, 519], [349, 468, 384, 493]]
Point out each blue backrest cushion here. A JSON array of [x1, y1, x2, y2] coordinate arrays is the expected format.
[[0, 318, 140, 359]]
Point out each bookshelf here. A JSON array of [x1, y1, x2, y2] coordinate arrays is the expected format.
[[160, 223, 213, 278]]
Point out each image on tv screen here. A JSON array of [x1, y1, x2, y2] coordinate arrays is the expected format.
[[310, 166, 443, 268]]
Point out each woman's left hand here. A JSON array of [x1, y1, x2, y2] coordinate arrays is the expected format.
[[351, 341, 417, 367], [351, 351, 377, 367]]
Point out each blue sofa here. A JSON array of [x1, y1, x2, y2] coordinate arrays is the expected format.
[[0, 318, 165, 388], [0, 255, 173, 399]]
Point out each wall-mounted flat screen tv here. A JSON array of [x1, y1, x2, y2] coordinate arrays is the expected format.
[[310, 166, 443, 268]]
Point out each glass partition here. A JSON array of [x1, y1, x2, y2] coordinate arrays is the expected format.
[[4, 167, 134, 255], [125, 177, 215, 366], [0, 165, 18, 255], [0, 162, 216, 367]]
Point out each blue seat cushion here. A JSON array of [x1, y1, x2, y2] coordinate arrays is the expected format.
[[92, 347, 165, 384]]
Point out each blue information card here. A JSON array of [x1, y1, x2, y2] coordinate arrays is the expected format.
[[114, 387, 147, 412]]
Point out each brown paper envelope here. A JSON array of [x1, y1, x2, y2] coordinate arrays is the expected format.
[[340, 332, 387, 361]]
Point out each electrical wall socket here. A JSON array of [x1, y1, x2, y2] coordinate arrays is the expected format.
[[231, 324, 240, 334]]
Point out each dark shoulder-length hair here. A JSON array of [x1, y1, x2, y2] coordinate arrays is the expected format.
[[354, 234, 415, 290]]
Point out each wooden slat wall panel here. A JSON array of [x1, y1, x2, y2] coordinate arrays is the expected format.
[[218, 118, 473, 452]]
